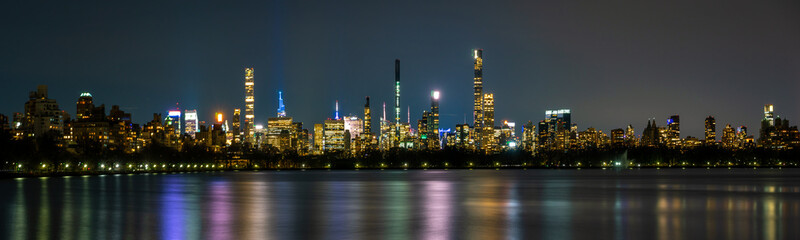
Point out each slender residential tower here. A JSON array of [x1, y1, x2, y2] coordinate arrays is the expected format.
[[244, 68, 255, 143], [277, 91, 286, 117], [430, 91, 440, 148], [364, 96, 371, 135], [394, 59, 401, 146], [233, 108, 241, 142], [473, 49, 483, 149]]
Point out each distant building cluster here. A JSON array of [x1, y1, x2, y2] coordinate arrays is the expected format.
[[2, 50, 799, 159]]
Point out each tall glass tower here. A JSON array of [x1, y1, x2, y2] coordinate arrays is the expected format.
[[394, 59, 401, 146], [473, 49, 483, 149], [364, 96, 371, 135], [244, 68, 255, 143]]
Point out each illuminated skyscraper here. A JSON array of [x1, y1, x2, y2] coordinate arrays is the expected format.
[[625, 125, 636, 147], [232, 109, 241, 143], [76, 92, 93, 120], [764, 104, 774, 126], [667, 115, 680, 147], [481, 93, 495, 153], [166, 110, 181, 136], [394, 59, 400, 146], [364, 96, 371, 135], [185, 109, 198, 139], [540, 109, 572, 150], [277, 91, 286, 117], [344, 115, 363, 138], [611, 128, 625, 147], [522, 121, 536, 152], [429, 91, 440, 148], [704, 116, 716, 145], [722, 124, 736, 148], [324, 119, 345, 152], [473, 49, 484, 149], [244, 68, 255, 143], [314, 123, 324, 153]]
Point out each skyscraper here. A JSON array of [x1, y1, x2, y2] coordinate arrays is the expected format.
[[324, 119, 345, 152], [314, 123, 324, 153], [166, 110, 181, 136], [394, 59, 401, 146], [344, 115, 363, 138], [704, 116, 716, 145], [522, 121, 536, 152], [232, 108, 241, 143], [540, 109, 571, 150], [429, 91, 440, 148], [722, 124, 736, 148], [185, 109, 198, 139], [364, 96, 371, 135], [244, 68, 255, 143], [277, 91, 286, 117], [764, 104, 774, 126], [473, 49, 484, 149], [76, 92, 93, 120], [667, 115, 680, 147], [482, 93, 495, 153]]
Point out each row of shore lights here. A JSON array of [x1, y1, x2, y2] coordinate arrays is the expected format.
[[31, 163, 227, 170]]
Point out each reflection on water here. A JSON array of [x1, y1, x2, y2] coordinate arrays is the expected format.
[[2, 169, 800, 239]]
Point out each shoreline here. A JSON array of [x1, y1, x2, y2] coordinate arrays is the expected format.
[[1, 165, 792, 179]]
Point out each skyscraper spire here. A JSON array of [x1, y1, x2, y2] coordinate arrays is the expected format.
[[382, 102, 386, 121], [335, 100, 340, 120], [407, 106, 410, 123], [277, 91, 286, 117], [394, 59, 401, 146]]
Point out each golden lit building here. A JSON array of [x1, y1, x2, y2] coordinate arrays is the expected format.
[[705, 116, 716, 145], [473, 49, 484, 150], [313, 123, 324, 154], [244, 68, 255, 143], [481, 93, 496, 153], [324, 119, 345, 152]]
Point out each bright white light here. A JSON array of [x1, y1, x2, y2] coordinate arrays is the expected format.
[[432, 91, 440, 100], [508, 142, 517, 148], [255, 124, 264, 130]]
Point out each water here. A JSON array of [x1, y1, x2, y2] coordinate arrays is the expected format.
[[1, 169, 800, 240]]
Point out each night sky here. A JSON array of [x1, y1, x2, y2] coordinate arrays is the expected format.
[[2, 0, 799, 137]]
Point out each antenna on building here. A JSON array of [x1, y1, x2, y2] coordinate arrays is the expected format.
[[335, 100, 340, 120], [277, 91, 286, 117]]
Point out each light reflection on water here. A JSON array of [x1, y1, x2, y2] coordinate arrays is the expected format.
[[1, 169, 800, 239]]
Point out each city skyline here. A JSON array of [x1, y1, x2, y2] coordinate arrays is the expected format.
[[0, 61, 795, 140], [1, 0, 799, 138]]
